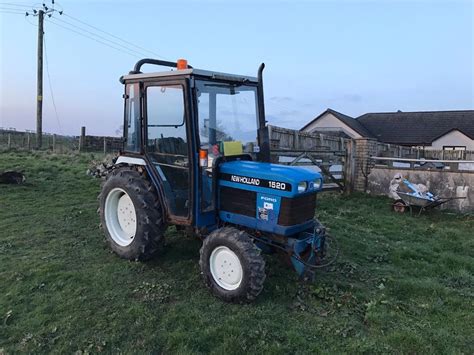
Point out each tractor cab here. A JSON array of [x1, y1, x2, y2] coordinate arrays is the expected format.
[[118, 59, 269, 228], [99, 59, 332, 303]]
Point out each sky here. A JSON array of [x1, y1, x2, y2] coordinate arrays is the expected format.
[[0, 0, 473, 136]]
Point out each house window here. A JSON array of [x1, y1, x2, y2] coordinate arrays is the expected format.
[[443, 146, 466, 151]]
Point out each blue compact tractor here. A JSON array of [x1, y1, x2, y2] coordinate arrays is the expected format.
[[99, 59, 330, 302]]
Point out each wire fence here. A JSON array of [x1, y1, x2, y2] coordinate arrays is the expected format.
[[0, 129, 122, 154]]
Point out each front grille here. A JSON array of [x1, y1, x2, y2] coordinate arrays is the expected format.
[[278, 193, 316, 226], [219, 186, 256, 217]]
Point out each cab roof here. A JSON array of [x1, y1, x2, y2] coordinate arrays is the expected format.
[[121, 68, 258, 84]]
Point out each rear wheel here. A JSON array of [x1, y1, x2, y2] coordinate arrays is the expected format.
[[199, 227, 265, 303], [99, 167, 167, 260]]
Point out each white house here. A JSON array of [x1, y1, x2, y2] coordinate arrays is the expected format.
[[301, 109, 474, 150]]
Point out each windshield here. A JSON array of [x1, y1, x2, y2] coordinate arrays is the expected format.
[[195, 80, 259, 158]]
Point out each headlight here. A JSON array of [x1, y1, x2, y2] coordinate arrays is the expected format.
[[313, 178, 322, 189], [297, 181, 307, 193]]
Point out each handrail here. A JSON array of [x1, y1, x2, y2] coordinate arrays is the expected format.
[[372, 156, 474, 164], [130, 58, 193, 74]]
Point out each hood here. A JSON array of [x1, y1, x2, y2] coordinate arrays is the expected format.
[[219, 160, 323, 196]]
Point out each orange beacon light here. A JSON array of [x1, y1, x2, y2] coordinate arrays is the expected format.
[[177, 59, 188, 70]]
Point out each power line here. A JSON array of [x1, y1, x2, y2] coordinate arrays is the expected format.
[[62, 12, 167, 59], [0, 7, 27, 12], [24, 10, 38, 26], [0, 10, 26, 14], [0, 2, 31, 8], [4, 2, 169, 60], [4, 0, 172, 143], [51, 16, 151, 58], [0, 6, 26, 10], [43, 34, 62, 134], [46, 18, 141, 58]]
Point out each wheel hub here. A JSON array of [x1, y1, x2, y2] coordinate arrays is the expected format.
[[104, 188, 137, 246], [209, 246, 243, 291], [117, 194, 137, 236]]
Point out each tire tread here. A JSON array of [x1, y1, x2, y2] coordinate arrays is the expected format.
[[199, 227, 266, 303], [99, 166, 167, 261]]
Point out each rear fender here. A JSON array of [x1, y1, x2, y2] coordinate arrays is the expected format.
[[115, 156, 146, 166], [114, 156, 170, 222]]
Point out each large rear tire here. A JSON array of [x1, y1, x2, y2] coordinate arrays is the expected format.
[[99, 167, 167, 261], [199, 227, 266, 303]]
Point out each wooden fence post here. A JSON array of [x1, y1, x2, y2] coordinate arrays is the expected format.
[[293, 131, 299, 149], [27, 133, 31, 150], [7, 134, 11, 149], [79, 126, 86, 152], [52, 134, 56, 152], [103, 137, 107, 154], [344, 139, 355, 195]]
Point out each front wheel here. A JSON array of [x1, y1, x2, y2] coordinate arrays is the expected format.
[[199, 227, 266, 303]]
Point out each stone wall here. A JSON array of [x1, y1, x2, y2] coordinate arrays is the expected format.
[[353, 138, 377, 192], [82, 135, 122, 152], [367, 167, 474, 212]]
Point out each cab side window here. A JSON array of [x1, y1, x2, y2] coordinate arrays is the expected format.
[[124, 83, 140, 152], [146, 85, 187, 157], [146, 84, 189, 218]]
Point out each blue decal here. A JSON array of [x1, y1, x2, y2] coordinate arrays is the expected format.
[[256, 193, 281, 224]]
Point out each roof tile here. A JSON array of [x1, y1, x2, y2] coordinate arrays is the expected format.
[[356, 110, 474, 145]]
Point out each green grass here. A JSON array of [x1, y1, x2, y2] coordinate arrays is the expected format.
[[1, 151, 473, 354]]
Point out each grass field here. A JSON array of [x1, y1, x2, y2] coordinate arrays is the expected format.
[[1, 151, 473, 354]]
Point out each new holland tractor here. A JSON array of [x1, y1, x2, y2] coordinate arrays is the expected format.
[[99, 58, 330, 302]]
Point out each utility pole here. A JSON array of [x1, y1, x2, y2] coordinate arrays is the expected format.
[[28, 2, 58, 149], [36, 9, 44, 149]]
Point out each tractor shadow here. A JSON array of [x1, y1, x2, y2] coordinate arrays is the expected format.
[[147, 227, 201, 267], [143, 227, 362, 309]]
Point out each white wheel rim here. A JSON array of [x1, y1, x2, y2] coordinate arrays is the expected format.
[[209, 246, 243, 291], [104, 188, 137, 247]]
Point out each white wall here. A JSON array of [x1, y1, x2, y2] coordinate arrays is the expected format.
[[367, 167, 474, 212], [302, 113, 363, 138], [429, 130, 474, 150]]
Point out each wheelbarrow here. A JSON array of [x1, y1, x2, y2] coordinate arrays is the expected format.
[[391, 179, 466, 216]]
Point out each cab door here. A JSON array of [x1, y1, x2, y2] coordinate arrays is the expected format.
[[144, 80, 194, 223]]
